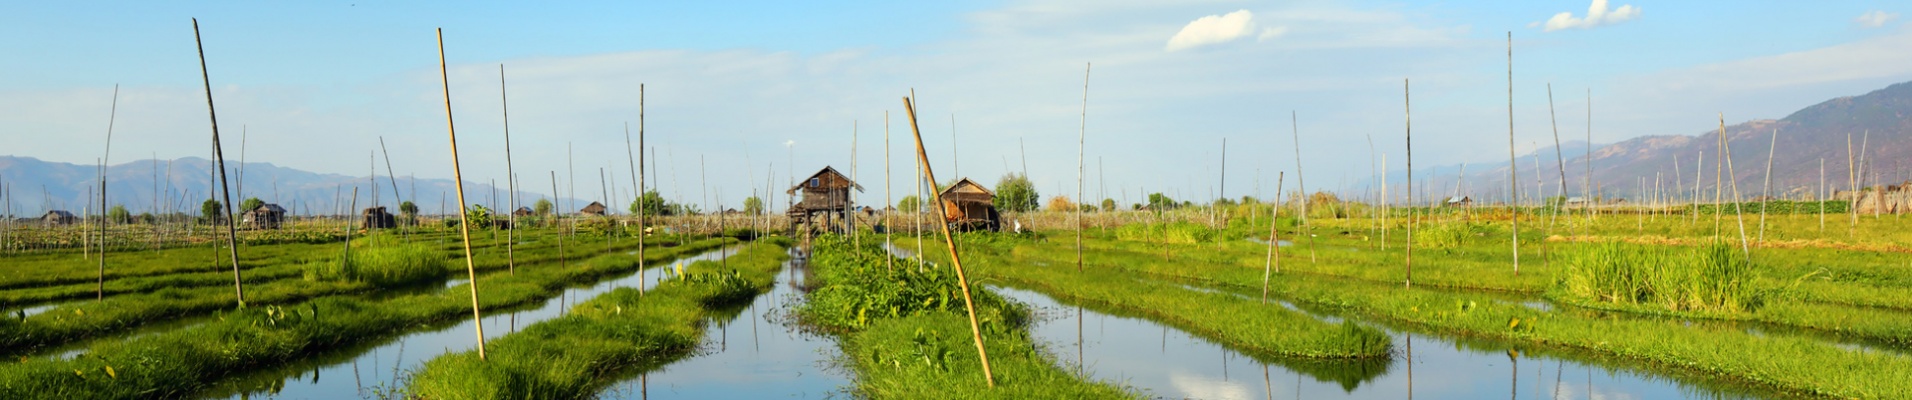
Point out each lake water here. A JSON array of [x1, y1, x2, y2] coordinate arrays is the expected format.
[[199, 245, 743, 399], [992, 285, 1779, 399]]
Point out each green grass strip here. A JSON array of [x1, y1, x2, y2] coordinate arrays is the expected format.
[[803, 235, 1139, 399], [407, 237, 792, 399], [0, 237, 732, 399], [1060, 238, 1912, 399]]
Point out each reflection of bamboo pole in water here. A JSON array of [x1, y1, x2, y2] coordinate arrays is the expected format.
[[1406, 335, 1413, 400], [1076, 306, 1083, 378]]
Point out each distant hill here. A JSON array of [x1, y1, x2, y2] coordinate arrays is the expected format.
[[0, 156, 588, 217], [1389, 80, 1912, 203]]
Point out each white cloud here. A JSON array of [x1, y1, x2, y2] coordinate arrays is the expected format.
[[1166, 10, 1257, 51], [1540, 0, 1641, 32], [1257, 26, 1289, 41], [1856, 11, 1899, 28]]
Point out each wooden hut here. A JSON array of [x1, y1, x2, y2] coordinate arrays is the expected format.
[[39, 210, 77, 226], [243, 204, 286, 229], [938, 178, 1000, 231], [513, 207, 534, 217], [362, 206, 396, 229], [579, 202, 608, 216], [784, 166, 863, 234], [1442, 196, 1472, 208]]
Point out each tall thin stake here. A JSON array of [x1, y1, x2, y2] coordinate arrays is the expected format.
[[1262, 172, 1285, 302], [1759, 128, 1777, 241], [97, 84, 119, 301], [1291, 111, 1316, 263], [1505, 32, 1519, 276], [1721, 114, 1750, 257], [905, 96, 994, 387], [636, 85, 646, 294], [193, 19, 246, 306], [1076, 62, 1090, 272], [1404, 79, 1414, 289], [437, 28, 487, 359], [501, 65, 518, 273]]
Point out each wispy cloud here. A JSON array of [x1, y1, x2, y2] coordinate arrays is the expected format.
[[1535, 0, 1640, 32], [1856, 11, 1899, 28], [1166, 10, 1257, 51], [1257, 26, 1290, 41]]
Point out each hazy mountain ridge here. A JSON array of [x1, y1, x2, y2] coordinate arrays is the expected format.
[[0, 156, 590, 217], [1392, 80, 1912, 203]]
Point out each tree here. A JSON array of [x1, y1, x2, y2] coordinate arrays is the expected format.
[[897, 195, 923, 212], [1100, 198, 1116, 212], [993, 173, 1039, 212], [630, 190, 672, 216], [398, 201, 419, 225], [533, 198, 554, 216], [743, 196, 765, 215], [201, 199, 222, 223], [107, 205, 132, 224], [465, 204, 493, 228], [1046, 196, 1075, 212], [1146, 193, 1177, 210], [239, 197, 264, 213]]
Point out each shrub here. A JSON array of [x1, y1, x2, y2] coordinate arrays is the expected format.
[[1560, 241, 1763, 313], [303, 238, 448, 287]]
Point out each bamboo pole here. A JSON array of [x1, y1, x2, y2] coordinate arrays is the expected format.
[[97, 84, 118, 301], [436, 27, 487, 359], [551, 171, 565, 271], [1505, 32, 1519, 276], [1262, 172, 1285, 303], [1545, 84, 1566, 265], [1077, 62, 1090, 272], [636, 85, 646, 294], [1404, 79, 1414, 289], [192, 19, 246, 307], [1291, 111, 1316, 263], [500, 66, 519, 273], [1759, 128, 1777, 242], [1721, 114, 1751, 257], [1585, 89, 1594, 229], [885, 110, 892, 271], [903, 95, 994, 387]]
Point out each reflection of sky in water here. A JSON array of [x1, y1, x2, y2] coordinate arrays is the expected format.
[[597, 257, 849, 399], [993, 285, 1772, 400], [200, 246, 742, 399]]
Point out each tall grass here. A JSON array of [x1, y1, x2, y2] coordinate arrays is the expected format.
[[1560, 241, 1763, 313], [302, 241, 448, 287], [1417, 221, 1493, 251], [1111, 221, 1216, 244]]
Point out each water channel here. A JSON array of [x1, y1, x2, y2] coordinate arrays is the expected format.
[[199, 245, 744, 399]]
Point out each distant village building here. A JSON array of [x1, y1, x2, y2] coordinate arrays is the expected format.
[[243, 204, 286, 229], [938, 178, 1000, 231], [784, 166, 863, 234], [1442, 196, 1472, 208], [579, 202, 608, 216], [39, 210, 77, 226], [362, 206, 396, 229], [513, 207, 535, 217]]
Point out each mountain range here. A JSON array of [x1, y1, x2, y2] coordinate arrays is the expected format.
[[0, 156, 594, 217], [1390, 80, 1912, 203]]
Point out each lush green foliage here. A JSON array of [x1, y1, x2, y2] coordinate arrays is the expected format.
[[1560, 241, 1764, 313], [1112, 221, 1217, 244], [408, 238, 791, 399], [992, 173, 1039, 213], [303, 237, 448, 287]]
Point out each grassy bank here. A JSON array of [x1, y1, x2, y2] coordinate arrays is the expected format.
[[913, 234, 1393, 360], [801, 235, 1139, 399], [407, 238, 792, 399], [0, 237, 732, 399], [1041, 236, 1912, 398]]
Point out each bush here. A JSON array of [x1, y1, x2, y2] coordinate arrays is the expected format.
[[303, 237, 448, 287], [1418, 222, 1493, 251], [1560, 241, 1763, 313]]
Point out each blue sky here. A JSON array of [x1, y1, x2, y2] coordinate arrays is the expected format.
[[4, 1, 1910, 209]]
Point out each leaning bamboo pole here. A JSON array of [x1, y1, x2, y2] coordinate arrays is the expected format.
[[192, 19, 246, 307], [1759, 128, 1777, 242], [1721, 114, 1750, 257], [903, 95, 994, 387], [501, 65, 519, 274], [1262, 172, 1285, 303], [436, 28, 487, 359], [97, 84, 118, 301], [1545, 84, 1566, 266]]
